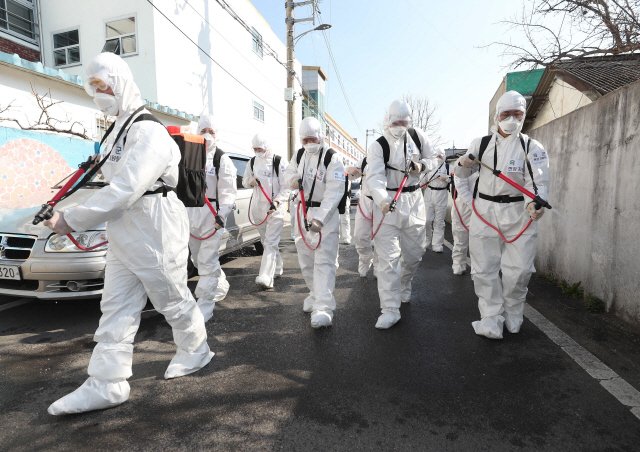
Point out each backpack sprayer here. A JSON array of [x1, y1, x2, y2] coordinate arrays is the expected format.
[[248, 180, 277, 227], [297, 177, 322, 250], [467, 153, 551, 243], [32, 155, 110, 251]]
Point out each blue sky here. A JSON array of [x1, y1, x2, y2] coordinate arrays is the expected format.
[[249, 0, 532, 150]]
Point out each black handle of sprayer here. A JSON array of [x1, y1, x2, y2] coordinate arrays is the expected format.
[[533, 195, 552, 210], [215, 216, 225, 228], [33, 204, 54, 225], [298, 178, 310, 231]]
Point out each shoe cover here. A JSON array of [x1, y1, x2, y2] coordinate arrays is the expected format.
[[358, 259, 371, 277], [432, 245, 443, 253], [164, 342, 214, 379], [47, 377, 129, 415], [275, 268, 284, 278], [213, 277, 230, 302], [503, 311, 523, 334], [375, 311, 401, 329], [472, 315, 505, 339], [303, 295, 314, 313], [255, 275, 274, 289], [452, 264, 466, 275], [342, 240, 351, 245], [197, 299, 216, 322], [310, 310, 333, 328]]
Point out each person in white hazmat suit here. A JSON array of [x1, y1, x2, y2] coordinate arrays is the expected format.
[[43, 53, 213, 415], [423, 150, 451, 253], [284, 117, 345, 328], [366, 100, 438, 329], [457, 90, 550, 339], [243, 133, 289, 289], [187, 114, 237, 322], [451, 170, 479, 275], [347, 160, 378, 277]]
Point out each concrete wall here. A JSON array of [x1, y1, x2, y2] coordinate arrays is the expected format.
[[530, 77, 593, 131], [528, 79, 640, 324], [488, 76, 506, 133]]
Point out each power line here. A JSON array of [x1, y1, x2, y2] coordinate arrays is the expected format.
[[145, 0, 285, 117], [315, 8, 364, 134]]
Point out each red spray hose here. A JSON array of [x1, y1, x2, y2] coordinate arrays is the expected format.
[[452, 188, 469, 232], [248, 181, 276, 226], [296, 186, 322, 250], [465, 153, 551, 243], [190, 197, 222, 241], [371, 174, 408, 240], [33, 158, 109, 251]]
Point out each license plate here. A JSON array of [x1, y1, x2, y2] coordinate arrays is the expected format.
[[0, 265, 21, 280]]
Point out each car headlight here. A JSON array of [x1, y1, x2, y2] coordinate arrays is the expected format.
[[45, 231, 109, 252]]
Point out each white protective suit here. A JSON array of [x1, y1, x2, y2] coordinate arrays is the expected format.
[[242, 133, 289, 288], [451, 171, 479, 275], [352, 159, 378, 277], [366, 100, 438, 329], [48, 53, 212, 415], [339, 179, 352, 244], [284, 117, 345, 328], [187, 114, 237, 322], [423, 150, 451, 253], [455, 91, 550, 339]]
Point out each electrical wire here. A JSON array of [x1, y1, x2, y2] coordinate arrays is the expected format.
[[146, 0, 285, 117]]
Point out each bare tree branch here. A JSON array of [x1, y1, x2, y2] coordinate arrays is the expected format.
[[489, 0, 640, 69], [0, 83, 90, 139]]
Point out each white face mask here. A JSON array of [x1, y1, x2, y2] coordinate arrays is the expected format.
[[93, 93, 118, 116], [390, 126, 406, 139], [254, 149, 266, 158], [498, 117, 523, 135], [303, 142, 321, 154], [202, 133, 217, 148]]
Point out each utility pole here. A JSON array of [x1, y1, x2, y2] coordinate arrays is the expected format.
[[365, 129, 377, 154], [286, 2, 296, 160], [285, 1, 323, 160]]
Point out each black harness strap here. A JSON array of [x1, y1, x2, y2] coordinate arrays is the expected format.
[[473, 134, 535, 201], [58, 105, 145, 202]]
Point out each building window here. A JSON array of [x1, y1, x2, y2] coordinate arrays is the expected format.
[[104, 16, 137, 56], [253, 101, 264, 122], [0, 0, 38, 43], [252, 27, 263, 57], [53, 29, 80, 67], [96, 116, 114, 141]]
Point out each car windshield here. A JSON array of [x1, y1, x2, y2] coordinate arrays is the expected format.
[[52, 169, 108, 189]]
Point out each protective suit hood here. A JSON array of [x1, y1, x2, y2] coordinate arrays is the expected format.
[[252, 133, 272, 159], [198, 113, 219, 135], [198, 113, 219, 152], [387, 99, 413, 125], [299, 117, 325, 154], [493, 90, 527, 136], [85, 53, 143, 117]]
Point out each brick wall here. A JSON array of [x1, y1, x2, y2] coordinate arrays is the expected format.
[[0, 35, 40, 62]]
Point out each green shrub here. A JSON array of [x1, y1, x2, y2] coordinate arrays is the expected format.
[[585, 295, 606, 313]]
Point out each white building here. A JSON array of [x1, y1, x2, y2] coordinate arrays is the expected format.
[[301, 66, 364, 168], [1, 0, 303, 159]]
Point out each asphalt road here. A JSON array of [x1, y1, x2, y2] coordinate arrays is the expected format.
[[1, 210, 640, 451]]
